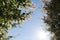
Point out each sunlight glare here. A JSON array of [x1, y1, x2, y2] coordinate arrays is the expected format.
[[35, 30, 51, 40]]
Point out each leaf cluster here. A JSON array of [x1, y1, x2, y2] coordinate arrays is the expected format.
[[44, 0, 60, 39], [0, 0, 32, 40]]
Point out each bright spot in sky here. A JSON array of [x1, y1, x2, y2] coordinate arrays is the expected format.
[[37, 30, 48, 39], [34, 29, 52, 40]]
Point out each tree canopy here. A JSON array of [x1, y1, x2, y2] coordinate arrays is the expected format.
[[43, 0, 60, 40], [0, 0, 33, 40]]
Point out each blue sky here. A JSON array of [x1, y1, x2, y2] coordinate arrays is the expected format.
[[8, 0, 53, 40]]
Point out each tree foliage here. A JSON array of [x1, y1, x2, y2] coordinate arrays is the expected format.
[[43, 0, 60, 40], [0, 0, 33, 40]]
